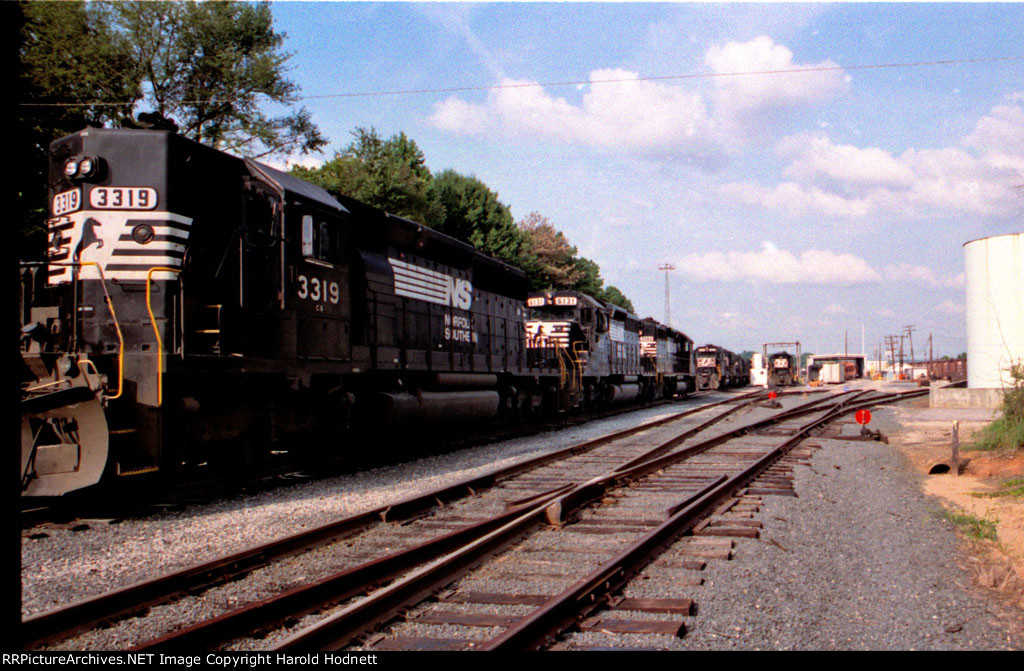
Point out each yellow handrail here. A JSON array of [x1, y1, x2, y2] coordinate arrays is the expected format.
[[146, 267, 182, 407], [571, 341, 585, 391]]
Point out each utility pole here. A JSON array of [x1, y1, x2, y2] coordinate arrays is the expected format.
[[904, 325, 916, 364], [886, 335, 899, 377], [658, 263, 674, 327], [928, 333, 934, 379], [899, 334, 905, 377]]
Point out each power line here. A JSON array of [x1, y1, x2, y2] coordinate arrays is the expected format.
[[18, 54, 1024, 108]]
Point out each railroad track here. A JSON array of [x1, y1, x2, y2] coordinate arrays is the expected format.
[[20, 391, 726, 530], [24, 386, 922, 650]]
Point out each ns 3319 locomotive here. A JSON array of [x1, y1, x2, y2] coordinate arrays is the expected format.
[[20, 127, 693, 497]]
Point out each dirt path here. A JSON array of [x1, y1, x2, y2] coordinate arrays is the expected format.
[[875, 402, 1024, 611]]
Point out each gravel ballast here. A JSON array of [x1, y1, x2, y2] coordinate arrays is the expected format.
[[21, 398, 712, 621], [26, 391, 1022, 651], [564, 428, 1023, 650]]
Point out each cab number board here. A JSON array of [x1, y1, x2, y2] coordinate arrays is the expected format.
[[89, 187, 157, 210], [52, 189, 81, 216], [297, 274, 340, 312]]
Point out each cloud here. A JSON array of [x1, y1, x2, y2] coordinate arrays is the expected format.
[[705, 36, 848, 139], [884, 264, 964, 288], [825, 304, 849, 315], [262, 154, 325, 172], [679, 243, 966, 291], [717, 181, 872, 217], [778, 133, 914, 187], [429, 37, 846, 161], [431, 71, 717, 160], [725, 105, 1024, 219], [964, 104, 1024, 155], [935, 299, 965, 315], [680, 241, 881, 284]]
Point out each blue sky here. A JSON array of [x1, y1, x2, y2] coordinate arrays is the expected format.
[[268, 2, 1024, 359]]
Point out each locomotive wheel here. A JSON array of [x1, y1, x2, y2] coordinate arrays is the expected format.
[[21, 387, 109, 497]]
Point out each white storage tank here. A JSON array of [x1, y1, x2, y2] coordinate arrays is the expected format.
[[964, 233, 1024, 389]]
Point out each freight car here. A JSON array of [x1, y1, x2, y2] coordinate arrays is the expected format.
[[19, 127, 696, 497], [767, 352, 795, 387]]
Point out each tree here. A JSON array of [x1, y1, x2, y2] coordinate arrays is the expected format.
[[20, 1, 324, 157], [433, 170, 534, 269], [293, 127, 444, 227], [18, 1, 324, 257], [518, 212, 583, 290], [105, 1, 325, 157], [518, 211, 635, 310], [19, 1, 140, 255], [597, 286, 635, 313]]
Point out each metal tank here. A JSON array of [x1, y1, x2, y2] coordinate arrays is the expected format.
[[964, 233, 1024, 389]]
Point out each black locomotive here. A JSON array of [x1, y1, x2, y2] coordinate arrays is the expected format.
[[767, 351, 796, 387], [20, 128, 697, 497], [523, 291, 695, 410], [694, 344, 748, 390]]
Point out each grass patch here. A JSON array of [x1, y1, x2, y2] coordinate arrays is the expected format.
[[970, 478, 1024, 499], [940, 509, 999, 541], [967, 361, 1024, 453], [965, 415, 1024, 452]]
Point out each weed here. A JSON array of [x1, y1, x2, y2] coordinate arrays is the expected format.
[[940, 509, 999, 541], [970, 478, 1024, 499], [967, 361, 1024, 453]]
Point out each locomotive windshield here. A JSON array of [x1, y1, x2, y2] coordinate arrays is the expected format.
[[528, 306, 577, 320]]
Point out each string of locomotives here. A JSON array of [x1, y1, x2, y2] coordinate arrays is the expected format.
[[20, 126, 753, 499]]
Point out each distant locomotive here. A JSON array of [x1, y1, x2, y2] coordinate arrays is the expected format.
[[694, 344, 749, 391], [20, 127, 701, 497], [767, 352, 796, 386]]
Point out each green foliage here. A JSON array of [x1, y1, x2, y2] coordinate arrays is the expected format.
[[969, 478, 1024, 499], [433, 170, 533, 269], [596, 286, 635, 313], [106, 1, 325, 157], [295, 128, 443, 226], [940, 509, 998, 541], [518, 212, 582, 290], [968, 362, 1024, 453], [516, 212, 634, 309], [21, 1, 323, 157], [18, 1, 323, 257]]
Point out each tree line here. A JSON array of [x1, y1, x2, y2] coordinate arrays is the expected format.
[[17, 1, 634, 312], [292, 128, 634, 310]]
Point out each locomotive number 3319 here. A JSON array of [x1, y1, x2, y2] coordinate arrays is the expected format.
[[296, 274, 340, 310]]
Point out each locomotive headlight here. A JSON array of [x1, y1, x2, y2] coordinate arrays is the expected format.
[[131, 223, 155, 244], [63, 155, 101, 180]]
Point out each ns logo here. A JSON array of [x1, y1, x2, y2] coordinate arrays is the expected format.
[[448, 277, 473, 310]]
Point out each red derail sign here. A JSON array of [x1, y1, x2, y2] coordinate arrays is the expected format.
[[768, 391, 777, 400], [855, 409, 872, 425]]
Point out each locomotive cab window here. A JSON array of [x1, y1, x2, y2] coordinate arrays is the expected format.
[[301, 214, 342, 265], [242, 190, 278, 242]]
